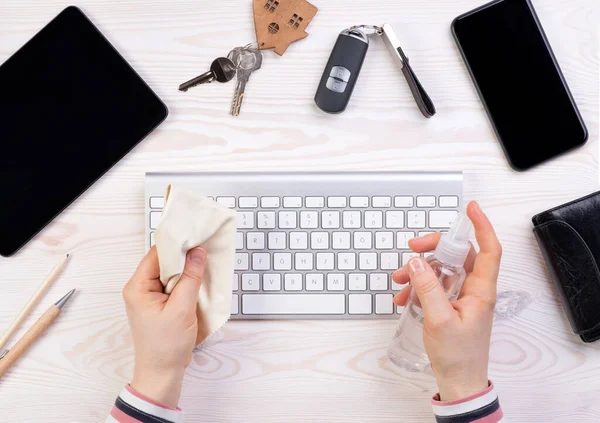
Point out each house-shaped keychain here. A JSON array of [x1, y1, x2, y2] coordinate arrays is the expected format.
[[253, 0, 318, 55]]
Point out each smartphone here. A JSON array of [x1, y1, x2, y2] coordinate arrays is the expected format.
[[452, 0, 588, 171]]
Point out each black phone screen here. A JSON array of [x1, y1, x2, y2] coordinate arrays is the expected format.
[[0, 7, 168, 256], [452, 0, 587, 171]]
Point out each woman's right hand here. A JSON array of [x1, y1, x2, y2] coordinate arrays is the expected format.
[[392, 201, 502, 401]]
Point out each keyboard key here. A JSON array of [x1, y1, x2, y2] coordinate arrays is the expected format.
[[365, 211, 383, 228], [430, 210, 459, 229], [278, 211, 297, 229], [311, 232, 329, 249], [419, 231, 435, 237], [354, 232, 372, 249], [235, 253, 249, 271], [316, 253, 335, 270], [285, 274, 303, 291], [392, 280, 405, 291], [252, 253, 270, 270], [397, 305, 405, 314], [149, 197, 164, 209], [417, 196, 436, 208], [376, 294, 394, 314], [375, 232, 394, 249], [407, 211, 426, 229], [327, 273, 346, 290], [300, 211, 319, 229], [289, 232, 308, 250], [283, 197, 302, 208], [232, 274, 239, 291], [246, 232, 265, 249], [349, 273, 367, 291], [306, 197, 325, 208], [263, 274, 281, 291], [242, 274, 260, 291], [381, 252, 400, 270], [328, 197, 347, 208], [395, 196, 414, 207], [150, 211, 161, 230], [261, 197, 280, 208], [242, 294, 345, 315], [350, 196, 369, 208], [306, 274, 324, 291], [237, 212, 255, 229], [295, 253, 313, 270], [439, 196, 459, 208], [150, 232, 155, 247], [273, 253, 292, 270], [332, 232, 351, 249], [359, 253, 377, 270], [402, 252, 420, 266], [231, 294, 239, 315], [239, 197, 258, 208], [397, 232, 415, 249], [257, 211, 276, 229], [236, 232, 244, 249], [268, 232, 287, 249], [349, 294, 372, 314], [386, 211, 405, 228], [322, 211, 340, 229], [217, 197, 236, 208], [369, 273, 388, 291], [372, 196, 392, 208], [338, 252, 356, 270], [343, 211, 361, 228]]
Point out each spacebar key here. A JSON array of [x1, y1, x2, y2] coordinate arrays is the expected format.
[[242, 294, 346, 315]]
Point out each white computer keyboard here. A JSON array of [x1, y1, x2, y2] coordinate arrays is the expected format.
[[145, 172, 462, 319]]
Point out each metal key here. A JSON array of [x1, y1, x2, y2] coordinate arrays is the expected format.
[[179, 57, 236, 92], [228, 48, 262, 116]]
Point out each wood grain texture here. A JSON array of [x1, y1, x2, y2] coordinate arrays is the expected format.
[[0, 0, 598, 421]]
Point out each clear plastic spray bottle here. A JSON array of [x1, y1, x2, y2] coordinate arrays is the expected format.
[[387, 214, 472, 371]]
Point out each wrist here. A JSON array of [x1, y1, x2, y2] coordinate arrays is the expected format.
[[131, 365, 185, 408], [436, 376, 489, 401]]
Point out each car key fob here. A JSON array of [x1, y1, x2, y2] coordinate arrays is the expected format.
[[315, 29, 369, 114]]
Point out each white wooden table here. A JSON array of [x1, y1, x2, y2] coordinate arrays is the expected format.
[[0, 0, 598, 421]]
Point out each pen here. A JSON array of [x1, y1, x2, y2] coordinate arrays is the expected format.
[[0, 254, 70, 351], [0, 289, 76, 379]]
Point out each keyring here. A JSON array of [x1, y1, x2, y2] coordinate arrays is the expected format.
[[348, 24, 383, 36]]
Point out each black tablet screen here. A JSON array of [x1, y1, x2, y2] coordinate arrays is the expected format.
[[0, 6, 167, 256]]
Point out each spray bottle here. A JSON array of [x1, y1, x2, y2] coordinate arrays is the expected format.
[[387, 214, 472, 371]]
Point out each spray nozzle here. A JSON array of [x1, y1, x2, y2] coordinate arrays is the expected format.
[[433, 214, 473, 268]]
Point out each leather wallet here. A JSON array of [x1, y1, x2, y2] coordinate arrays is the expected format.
[[532, 191, 600, 342]]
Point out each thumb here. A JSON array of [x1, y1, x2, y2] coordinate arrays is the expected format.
[[407, 257, 454, 324], [169, 247, 206, 311]]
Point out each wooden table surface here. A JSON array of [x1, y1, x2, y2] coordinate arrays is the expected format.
[[0, 0, 598, 421]]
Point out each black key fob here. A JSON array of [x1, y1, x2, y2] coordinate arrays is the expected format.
[[315, 29, 369, 114]]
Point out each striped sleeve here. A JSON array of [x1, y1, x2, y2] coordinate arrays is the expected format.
[[106, 385, 184, 423], [431, 381, 503, 423]]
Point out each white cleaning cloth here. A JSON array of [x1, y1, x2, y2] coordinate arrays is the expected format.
[[155, 184, 237, 345]]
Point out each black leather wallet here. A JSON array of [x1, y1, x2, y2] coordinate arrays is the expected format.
[[532, 191, 600, 342]]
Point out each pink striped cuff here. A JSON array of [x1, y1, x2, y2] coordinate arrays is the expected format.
[[431, 381, 503, 423], [106, 385, 184, 423]]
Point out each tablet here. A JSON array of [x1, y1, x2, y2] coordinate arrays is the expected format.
[[0, 6, 168, 257]]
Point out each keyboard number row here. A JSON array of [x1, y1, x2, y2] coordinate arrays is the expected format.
[[234, 210, 458, 230]]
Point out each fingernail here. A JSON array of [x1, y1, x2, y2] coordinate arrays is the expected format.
[[188, 248, 206, 264], [408, 258, 425, 275], [471, 201, 482, 215]]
